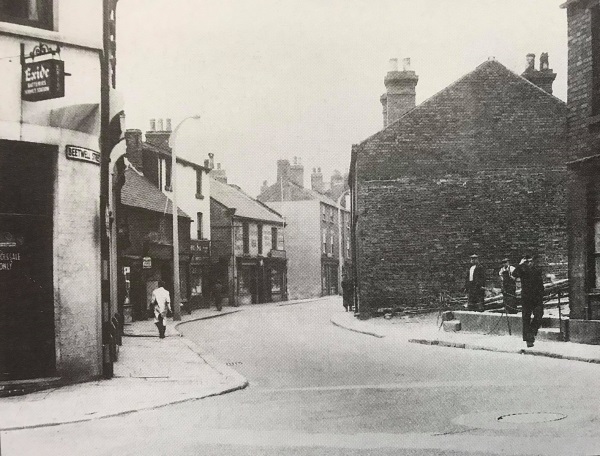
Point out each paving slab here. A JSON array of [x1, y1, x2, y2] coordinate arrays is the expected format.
[[0, 308, 248, 431]]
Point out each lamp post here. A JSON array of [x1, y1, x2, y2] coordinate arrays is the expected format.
[[168, 115, 201, 321]]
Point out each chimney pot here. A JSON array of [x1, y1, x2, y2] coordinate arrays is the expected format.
[[166, 118, 172, 131], [402, 57, 411, 71], [389, 58, 399, 72], [150, 119, 156, 131], [526, 53, 535, 71], [157, 118, 164, 131]]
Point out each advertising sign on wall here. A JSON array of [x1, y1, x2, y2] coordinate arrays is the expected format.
[[22, 59, 65, 102]]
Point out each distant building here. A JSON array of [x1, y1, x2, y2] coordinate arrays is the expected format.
[[562, 0, 600, 343], [210, 174, 287, 306], [258, 159, 351, 300], [350, 57, 568, 314]]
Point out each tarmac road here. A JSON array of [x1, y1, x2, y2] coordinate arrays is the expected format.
[[4, 296, 600, 455]]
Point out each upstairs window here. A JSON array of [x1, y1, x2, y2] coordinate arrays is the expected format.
[[321, 205, 326, 221], [158, 158, 172, 192], [0, 0, 53, 30], [196, 169, 203, 199], [592, 6, 600, 116], [242, 222, 249, 254], [322, 229, 327, 254], [196, 212, 203, 239], [271, 227, 278, 250], [257, 224, 263, 255]]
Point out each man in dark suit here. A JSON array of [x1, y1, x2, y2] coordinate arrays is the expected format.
[[465, 254, 485, 312], [512, 254, 545, 347]]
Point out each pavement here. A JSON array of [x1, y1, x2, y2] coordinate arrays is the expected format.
[[0, 307, 248, 431], [330, 309, 600, 364]]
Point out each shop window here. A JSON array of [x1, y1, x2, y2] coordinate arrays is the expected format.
[[243, 221, 249, 254], [271, 227, 278, 250], [197, 212, 203, 239], [196, 169, 203, 199], [593, 6, 600, 116], [0, 0, 53, 30], [257, 223, 263, 255]]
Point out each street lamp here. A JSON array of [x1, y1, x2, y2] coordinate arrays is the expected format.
[[168, 115, 202, 321]]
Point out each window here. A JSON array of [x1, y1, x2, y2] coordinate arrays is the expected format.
[[242, 222, 249, 254], [0, 0, 53, 30], [271, 227, 278, 250], [196, 169, 203, 199], [197, 212, 203, 239], [322, 229, 327, 254], [330, 233, 334, 255], [321, 205, 326, 221], [330, 207, 334, 223], [158, 158, 172, 191], [593, 6, 600, 116], [257, 224, 263, 255]]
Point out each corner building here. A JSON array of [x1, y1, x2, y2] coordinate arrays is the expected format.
[[0, 1, 110, 381]]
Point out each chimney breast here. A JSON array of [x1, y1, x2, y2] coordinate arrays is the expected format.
[[381, 57, 419, 128]]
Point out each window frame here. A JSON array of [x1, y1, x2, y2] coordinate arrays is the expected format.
[[0, 0, 54, 30]]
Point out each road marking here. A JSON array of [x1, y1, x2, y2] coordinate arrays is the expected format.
[[254, 379, 565, 393]]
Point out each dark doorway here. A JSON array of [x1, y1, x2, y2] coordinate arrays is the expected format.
[[0, 141, 55, 380]]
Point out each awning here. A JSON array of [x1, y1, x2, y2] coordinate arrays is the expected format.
[[49, 103, 100, 135]]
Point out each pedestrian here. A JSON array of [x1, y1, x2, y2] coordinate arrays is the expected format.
[[499, 258, 518, 314], [150, 280, 172, 338], [341, 271, 353, 312], [213, 280, 223, 311], [512, 254, 544, 347], [465, 254, 485, 312]]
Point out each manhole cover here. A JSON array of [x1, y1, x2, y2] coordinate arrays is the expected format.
[[497, 413, 567, 424]]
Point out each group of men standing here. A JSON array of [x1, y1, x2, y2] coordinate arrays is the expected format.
[[465, 254, 545, 347]]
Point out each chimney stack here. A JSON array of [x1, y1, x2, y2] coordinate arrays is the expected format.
[[380, 57, 419, 128], [289, 156, 304, 187], [125, 129, 144, 173], [145, 117, 172, 149], [210, 162, 228, 183], [311, 167, 325, 193], [277, 159, 291, 184], [521, 52, 557, 95], [260, 180, 269, 195]]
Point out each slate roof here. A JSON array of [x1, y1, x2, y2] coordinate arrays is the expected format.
[[210, 178, 284, 223], [121, 167, 190, 218], [257, 180, 339, 206]]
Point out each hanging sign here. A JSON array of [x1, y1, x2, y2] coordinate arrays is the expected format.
[[143, 257, 152, 269], [22, 59, 65, 102], [65, 145, 101, 165]]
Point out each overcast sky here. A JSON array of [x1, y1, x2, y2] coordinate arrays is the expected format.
[[116, 0, 567, 196]]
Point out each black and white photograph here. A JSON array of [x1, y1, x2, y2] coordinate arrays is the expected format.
[[1, 0, 600, 454]]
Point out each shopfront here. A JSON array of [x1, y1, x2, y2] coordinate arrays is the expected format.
[[0, 141, 55, 380], [189, 240, 211, 309]]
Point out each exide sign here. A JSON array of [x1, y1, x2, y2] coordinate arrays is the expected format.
[[22, 60, 65, 102]]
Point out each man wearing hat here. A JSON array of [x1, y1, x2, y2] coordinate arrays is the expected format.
[[499, 258, 517, 314], [512, 254, 545, 347], [465, 254, 485, 312]]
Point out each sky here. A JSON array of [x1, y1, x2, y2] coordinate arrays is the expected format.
[[116, 0, 567, 197]]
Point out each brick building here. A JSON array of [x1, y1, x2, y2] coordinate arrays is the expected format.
[[563, 0, 600, 343], [350, 57, 568, 314], [210, 175, 287, 306], [258, 159, 351, 300]]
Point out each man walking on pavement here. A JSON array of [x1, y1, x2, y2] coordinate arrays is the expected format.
[[512, 254, 545, 347], [151, 280, 172, 338], [465, 254, 485, 312], [499, 258, 518, 314]]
